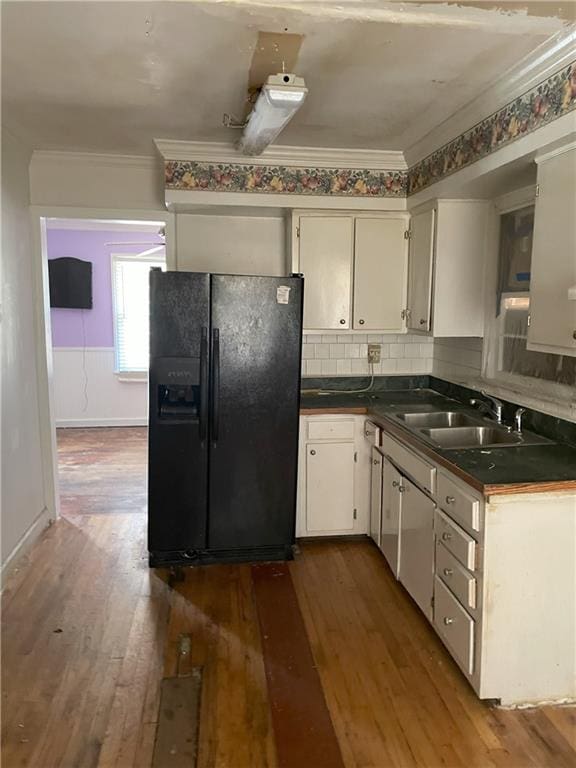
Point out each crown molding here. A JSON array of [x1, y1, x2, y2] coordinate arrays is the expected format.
[[154, 139, 407, 171], [404, 25, 576, 167], [31, 150, 158, 170], [535, 137, 576, 163]]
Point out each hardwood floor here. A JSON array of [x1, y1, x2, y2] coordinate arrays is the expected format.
[[2, 427, 575, 768]]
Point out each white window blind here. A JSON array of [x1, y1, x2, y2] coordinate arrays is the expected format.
[[112, 255, 165, 373]]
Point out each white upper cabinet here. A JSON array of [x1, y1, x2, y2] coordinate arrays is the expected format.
[[527, 144, 576, 357], [406, 209, 435, 332], [293, 212, 408, 332], [297, 215, 354, 329], [406, 201, 489, 337], [353, 218, 407, 330]]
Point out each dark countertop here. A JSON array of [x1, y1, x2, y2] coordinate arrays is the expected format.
[[300, 388, 576, 496]]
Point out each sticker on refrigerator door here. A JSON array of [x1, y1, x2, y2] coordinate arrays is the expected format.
[[276, 285, 291, 304]]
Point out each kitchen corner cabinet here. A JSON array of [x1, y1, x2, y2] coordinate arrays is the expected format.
[[291, 211, 408, 331], [306, 441, 355, 532], [296, 414, 372, 537], [406, 200, 489, 337], [527, 143, 576, 357]]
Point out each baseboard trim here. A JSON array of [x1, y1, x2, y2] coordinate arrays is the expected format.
[[56, 417, 148, 428], [1, 506, 52, 586]]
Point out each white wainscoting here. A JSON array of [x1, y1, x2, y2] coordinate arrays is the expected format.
[[52, 347, 148, 427]]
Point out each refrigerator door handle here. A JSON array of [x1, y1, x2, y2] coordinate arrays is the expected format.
[[211, 328, 220, 443], [199, 326, 209, 441]]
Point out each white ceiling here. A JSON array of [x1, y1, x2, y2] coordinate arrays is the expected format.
[[2, 1, 573, 155]]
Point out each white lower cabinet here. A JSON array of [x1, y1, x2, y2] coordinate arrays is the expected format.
[[297, 415, 371, 537], [434, 577, 475, 675], [369, 447, 383, 547], [398, 477, 434, 620], [306, 442, 355, 533], [380, 459, 402, 578]]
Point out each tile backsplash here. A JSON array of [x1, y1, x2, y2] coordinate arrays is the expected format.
[[301, 334, 434, 376]]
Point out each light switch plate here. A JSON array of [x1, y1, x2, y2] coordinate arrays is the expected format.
[[368, 344, 381, 364]]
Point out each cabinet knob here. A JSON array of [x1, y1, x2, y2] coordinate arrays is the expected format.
[[398, 486, 406, 493], [373, 459, 379, 465], [339, 319, 346, 325], [445, 496, 455, 504], [442, 532, 452, 541], [392, 480, 399, 487], [443, 568, 453, 577], [359, 319, 365, 325], [310, 449, 316, 456], [419, 318, 427, 326], [443, 617, 454, 626]]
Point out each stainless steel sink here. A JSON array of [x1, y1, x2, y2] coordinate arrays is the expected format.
[[419, 426, 551, 450], [397, 411, 482, 429]]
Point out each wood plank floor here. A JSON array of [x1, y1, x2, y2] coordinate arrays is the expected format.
[[2, 427, 575, 768]]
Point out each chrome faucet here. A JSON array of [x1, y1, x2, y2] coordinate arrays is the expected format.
[[514, 407, 526, 433], [470, 391, 504, 425]]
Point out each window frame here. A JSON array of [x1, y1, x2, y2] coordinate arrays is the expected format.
[[110, 251, 165, 378], [482, 188, 575, 412]]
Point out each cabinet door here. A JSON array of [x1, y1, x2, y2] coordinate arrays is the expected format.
[[528, 148, 576, 356], [353, 218, 407, 330], [370, 447, 383, 546], [399, 477, 434, 619], [306, 442, 355, 533], [407, 209, 435, 332], [298, 216, 353, 329], [381, 460, 402, 577]]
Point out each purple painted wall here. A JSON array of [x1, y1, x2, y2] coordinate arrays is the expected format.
[[48, 229, 163, 347]]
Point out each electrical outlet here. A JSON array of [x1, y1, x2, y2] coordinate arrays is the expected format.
[[367, 344, 381, 364]]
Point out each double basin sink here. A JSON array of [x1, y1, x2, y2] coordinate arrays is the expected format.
[[391, 410, 551, 450]]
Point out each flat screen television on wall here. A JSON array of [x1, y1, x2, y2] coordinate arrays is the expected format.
[[48, 257, 93, 309]]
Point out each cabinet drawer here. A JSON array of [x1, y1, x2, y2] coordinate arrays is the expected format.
[[438, 473, 481, 532], [307, 419, 355, 441], [436, 540, 476, 610], [434, 577, 475, 675], [434, 509, 477, 571], [382, 433, 436, 496]]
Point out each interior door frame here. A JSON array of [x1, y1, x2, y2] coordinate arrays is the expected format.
[[30, 205, 176, 522]]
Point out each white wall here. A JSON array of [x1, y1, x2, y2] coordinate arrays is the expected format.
[[29, 152, 165, 210], [1, 130, 49, 573], [52, 349, 147, 427], [176, 214, 287, 275], [433, 337, 483, 382]]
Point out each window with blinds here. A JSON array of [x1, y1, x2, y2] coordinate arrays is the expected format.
[[111, 254, 165, 373]]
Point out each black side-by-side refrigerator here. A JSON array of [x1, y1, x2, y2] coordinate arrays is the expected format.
[[148, 270, 304, 567]]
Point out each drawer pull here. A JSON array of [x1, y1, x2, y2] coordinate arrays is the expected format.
[[441, 532, 452, 542], [445, 496, 456, 504], [443, 568, 453, 577], [310, 450, 316, 456], [443, 617, 454, 626]]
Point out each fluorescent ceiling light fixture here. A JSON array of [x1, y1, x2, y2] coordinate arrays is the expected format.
[[239, 73, 308, 156]]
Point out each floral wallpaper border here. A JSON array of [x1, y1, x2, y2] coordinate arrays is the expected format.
[[408, 61, 576, 195], [164, 62, 576, 199], [165, 161, 407, 197]]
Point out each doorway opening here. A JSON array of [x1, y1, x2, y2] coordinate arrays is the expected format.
[[39, 216, 168, 522]]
